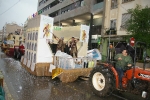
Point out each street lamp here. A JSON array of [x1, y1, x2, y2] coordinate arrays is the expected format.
[[107, 28, 111, 62]]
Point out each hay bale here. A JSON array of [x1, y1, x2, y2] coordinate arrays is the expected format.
[[59, 68, 92, 83]]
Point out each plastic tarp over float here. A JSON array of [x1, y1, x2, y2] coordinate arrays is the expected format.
[[21, 15, 102, 82], [50, 49, 101, 83]]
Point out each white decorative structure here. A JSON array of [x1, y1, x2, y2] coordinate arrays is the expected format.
[[21, 15, 54, 75]]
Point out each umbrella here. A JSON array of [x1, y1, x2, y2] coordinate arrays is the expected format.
[[115, 42, 127, 54]]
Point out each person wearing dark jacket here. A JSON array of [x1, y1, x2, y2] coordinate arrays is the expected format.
[[114, 49, 133, 89]]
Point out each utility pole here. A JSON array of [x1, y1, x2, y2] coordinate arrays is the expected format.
[[88, 13, 93, 50]]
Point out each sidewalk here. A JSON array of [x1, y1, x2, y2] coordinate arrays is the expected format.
[[3, 80, 13, 100]]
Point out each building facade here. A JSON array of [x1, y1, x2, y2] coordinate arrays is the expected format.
[[37, 0, 103, 26], [37, 0, 150, 58], [2, 23, 23, 40], [0, 30, 3, 42], [37, 0, 104, 48], [101, 0, 150, 60], [103, 0, 150, 36]]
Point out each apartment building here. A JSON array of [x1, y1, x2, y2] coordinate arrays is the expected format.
[[37, 0, 149, 55], [101, 0, 150, 59], [3, 23, 23, 38], [103, 0, 150, 36], [37, 0, 104, 48], [37, 0, 103, 26]]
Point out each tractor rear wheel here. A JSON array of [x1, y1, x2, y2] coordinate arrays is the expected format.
[[89, 65, 115, 97]]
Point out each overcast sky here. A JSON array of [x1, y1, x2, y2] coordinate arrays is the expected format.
[[0, 0, 38, 30]]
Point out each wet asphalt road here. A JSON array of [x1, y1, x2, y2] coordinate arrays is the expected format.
[[0, 52, 146, 100]]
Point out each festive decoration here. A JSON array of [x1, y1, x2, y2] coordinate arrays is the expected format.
[[32, 14, 35, 17], [27, 12, 38, 21]]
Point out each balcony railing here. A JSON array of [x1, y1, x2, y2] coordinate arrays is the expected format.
[[93, 2, 104, 12]]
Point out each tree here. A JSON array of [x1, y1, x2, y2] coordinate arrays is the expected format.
[[126, 5, 150, 46]]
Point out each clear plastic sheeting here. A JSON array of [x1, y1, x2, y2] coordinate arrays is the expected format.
[[54, 51, 97, 69], [87, 49, 102, 60], [6, 40, 14, 45]]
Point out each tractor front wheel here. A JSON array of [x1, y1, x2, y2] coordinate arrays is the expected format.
[[89, 65, 115, 97]]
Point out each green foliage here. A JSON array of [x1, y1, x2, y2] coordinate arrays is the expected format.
[[126, 5, 150, 46], [97, 37, 101, 45]]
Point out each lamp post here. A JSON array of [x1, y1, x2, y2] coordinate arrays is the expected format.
[[59, 0, 62, 27], [107, 29, 111, 62]]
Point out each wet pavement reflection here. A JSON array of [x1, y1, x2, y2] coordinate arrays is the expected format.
[[0, 52, 145, 100]]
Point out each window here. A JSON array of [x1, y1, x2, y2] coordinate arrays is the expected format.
[[32, 43, 34, 50], [107, 19, 117, 35], [30, 33, 32, 40], [26, 51, 28, 59], [120, 13, 131, 30], [30, 53, 33, 62], [27, 43, 29, 49], [110, 19, 117, 29], [80, 0, 84, 6], [35, 32, 38, 40], [122, 0, 134, 3], [92, 25, 102, 35], [34, 43, 37, 51], [34, 54, 36, 63], [25, 51, 27, 58], [111, 0, 117, 9], [28, 33, 30, 40], [33, 32, 35, 40], [96, 0, 103, 3], [28, 52, 30, 60]]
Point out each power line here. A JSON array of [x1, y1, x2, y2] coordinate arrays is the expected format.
[[0, 0, 21, 16]]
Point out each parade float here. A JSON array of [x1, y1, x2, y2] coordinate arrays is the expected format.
[[1, 33, 25, 59], [21, 15, 101, 83]]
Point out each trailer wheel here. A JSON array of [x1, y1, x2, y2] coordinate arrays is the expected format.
[[89, 65, 115, 97], [16, 52, 21, 60], [14, 49, 17, 58]]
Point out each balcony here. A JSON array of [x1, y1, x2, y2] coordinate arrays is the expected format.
[[54, 5, 91, 23], [92, 2, 104, 14], [106, 28, 117, 35]]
